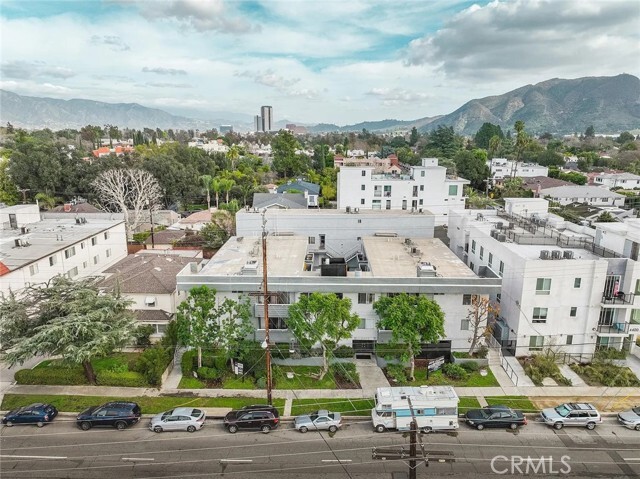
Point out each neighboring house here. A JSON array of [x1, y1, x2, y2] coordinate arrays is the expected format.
[[448, 203, 640, 357], [187, 138, 229, 154], [236, 207, 435, 262], [175, 210, 212, 232], [92, 145, 134, 158], [337, 158, 469, 225], [561, 203, 633, 224], [594, 172, 640, 189], [143, 229, 187, 250], [0, 204, 127, 295], [277, 180, 321, 207], [51, 202, 103, 214], [539, 186, 626, 207], [99, 254, 200, 339], [177, 235, 500, 354], [251, 193, 308, 210], [522, 176, 574, 196], [487, 158, 548, 185]]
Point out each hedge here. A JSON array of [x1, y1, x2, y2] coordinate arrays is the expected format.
[[181, 350, 197, 376], [97, 371, 149, 388], [15, 367, 87, 386]]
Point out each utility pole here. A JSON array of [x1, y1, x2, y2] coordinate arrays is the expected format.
[[147, 201, 155, 249], [409, 418, 418, 479], [261, 210, 273, 405]]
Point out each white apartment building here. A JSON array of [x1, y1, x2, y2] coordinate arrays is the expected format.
[[487, 158, 548, 184], [176, 235, 501, 355], [0, 204, 127, 295], [187, 138, 229, 154], [448, 203, 640, 357], [540, 185, 626, 207], [594, 172, 640, 189], [236, 208, 435, 262], [337, 158, 469, 225]]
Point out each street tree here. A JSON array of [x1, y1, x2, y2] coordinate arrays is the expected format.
[[474, 123, 504, 150], [216, 297, 252, 361], [0, 276, 136, 384], [200, 210, 235, 249], [176, 286, 220, 369], [92, 168, 162, 238], [466, 296, 500, 354], [287, 293, 361, 380], [374, 293, 445, 380], [454, 149, 490, 190], [409, 127, 419, 147]]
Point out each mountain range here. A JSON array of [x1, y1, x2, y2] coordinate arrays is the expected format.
[[2, 74, 639, 135]]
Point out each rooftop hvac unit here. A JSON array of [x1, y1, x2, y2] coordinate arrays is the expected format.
[[354, 207, 359, 213], [417, 261, 437, 277], [540, 250, 550, 260], [563, 250, 574, 259], [346, 206, 351, 213], [496, 222, 504, 229], [241, 260, 259, 275], [418, 208, 423, 213], [405, 238, 412, 245], [490, 229, 498, 239], [476, 213, 484, 221], [551, 250, 562, 260], [508, 222, 514, 229], [411, 247, 421, 255], [497, 234, 506, 242]]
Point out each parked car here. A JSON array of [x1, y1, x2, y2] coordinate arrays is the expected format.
[[2, 403, 58, 427], [465, 406, 527, 430], [541, 403, 601, 430], [149, 407, 206, 433], [76, 401, 141, 431], [224, 405, 279, 433], [617, 407, 640, 431], [294, 410, 342, 433]]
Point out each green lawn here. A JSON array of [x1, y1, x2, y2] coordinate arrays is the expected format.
[[458, 397, 481, 412], [178, 377, 205, 389], [35, 353, 139, 372], [272, 365, 358, 389], [222, 376, 257, 389], [389, 368, 499, 387], [485, 396, 536, 412], [1, 394, 285, 415]]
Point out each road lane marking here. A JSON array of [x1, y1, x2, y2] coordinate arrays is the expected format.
[[219, 459, 253, 463], [322, 459, 352, 463], [1, 455, 67, 460], [122, 457, 155, 462]]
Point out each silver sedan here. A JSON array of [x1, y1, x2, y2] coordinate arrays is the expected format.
[[618, 407, 640, 430], [149, 407, 206, 433], [294, 410, 342, 433]]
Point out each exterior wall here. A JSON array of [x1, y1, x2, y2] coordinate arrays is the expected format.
[[594, 176, 640, 189], [0, 205, 41, 227], [1, 222, 127, 295], [504, 198, 549, 217], [544, 195, 625, 207], [337, 159, 468, 225], [488, 159, 548, 181]]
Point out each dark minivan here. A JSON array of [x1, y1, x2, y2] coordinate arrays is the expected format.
[[76, 401, 141, 431], [224, 405, 279, 433]]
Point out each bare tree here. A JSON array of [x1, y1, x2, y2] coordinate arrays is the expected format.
[[92, 169, 162, 238], [466, 296, 500, 354]]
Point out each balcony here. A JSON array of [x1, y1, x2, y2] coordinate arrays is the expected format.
[[374, 191, 382, 197], [596, 322, 630, 335], [254, 303, 291, 318], [601, 292, 634, 305], [384, 192, 392, 197]]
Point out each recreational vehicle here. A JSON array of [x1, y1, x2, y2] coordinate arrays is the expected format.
[[371, 386, 459, 433]]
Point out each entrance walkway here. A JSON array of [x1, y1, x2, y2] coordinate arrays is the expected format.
[[559, 364, 586, 386], [354, 358, 390, 394], [162, 348, 185, 390]]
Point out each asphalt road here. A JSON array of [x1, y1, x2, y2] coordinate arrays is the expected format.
[[1, 415, 639, 478]]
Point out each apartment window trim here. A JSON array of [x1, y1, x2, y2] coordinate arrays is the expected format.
[[536, 278, 552, 295], [574, 278, 582, 288], [529, 335, 544, 351], [460, 319, 470, 331], [570, 307, 577, 317], [532, 307, 548, 323]]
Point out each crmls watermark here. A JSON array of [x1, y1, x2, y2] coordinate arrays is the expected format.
[[490, 455, 571, 475]]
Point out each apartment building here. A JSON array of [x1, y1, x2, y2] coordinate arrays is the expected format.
[[448, 203, 640, 356], [0, 204, 127, 295], [337, 158, 468, 225], [176, 234, 501, 355], [594, 172, 640, 189], [539, 185, 626, 207], [487, 158, 548, 184]]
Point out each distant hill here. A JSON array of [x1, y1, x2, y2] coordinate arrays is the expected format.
[[0, 90, 210, 130], [424, 74, 640, 135], [307, 117, 441, 134]]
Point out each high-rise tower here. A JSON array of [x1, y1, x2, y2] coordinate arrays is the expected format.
[[260, 106, 273, 132]]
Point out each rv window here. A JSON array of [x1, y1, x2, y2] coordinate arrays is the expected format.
[[380, 411, 393, 418], [424, 408, 436, 416], [437, 408, 456, 415], [416, 409, 423, 415]]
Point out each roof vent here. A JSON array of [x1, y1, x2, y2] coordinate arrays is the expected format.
[[417, 261, 437, 277], [241, 259, 259, 275]]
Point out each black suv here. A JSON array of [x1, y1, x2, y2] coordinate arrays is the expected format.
[[76, 402, 142, 431], [224, 405, 279, 433]]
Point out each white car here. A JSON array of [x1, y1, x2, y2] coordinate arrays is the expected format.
[[617, 407, 640, 431], [149, 407, 205, 433]]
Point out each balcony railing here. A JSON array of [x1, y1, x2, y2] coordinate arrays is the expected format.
[[254, 304, 291, 318], [601, 292, 634, 305], [597, 322, 630, 334], [374, 191, 382, 197]]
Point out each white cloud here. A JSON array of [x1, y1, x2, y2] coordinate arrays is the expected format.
[[1, 60, 75, 80], [367, 87, 431, 105], [142, 66, 188, 76], [90, 35, 130, 51]]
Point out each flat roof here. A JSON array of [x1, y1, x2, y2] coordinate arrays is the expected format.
[[0, 218, 124, 272], [363, 237, 476, 278], [237, 208, 434, 217]]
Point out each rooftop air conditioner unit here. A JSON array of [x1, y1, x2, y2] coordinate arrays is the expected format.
[[346, 206, 351, 213], [497, 234, 506, 242], [476, 213, 484, 220], [418, 208, 423, 213], [551, 250, 562, 260], [563, 250, 574, 259], [496, 222, 504, 229], [405, 238, 412, 245], [540, 250, 550, 260], [490, 230, 498, 239], [508, 222, 514, 229]]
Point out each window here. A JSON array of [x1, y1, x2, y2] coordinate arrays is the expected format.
[[566, 335, 573, 345], [104, 231, 110, 240], [106, 249, 111, 258], [496, 293, 501, 303], [358, 293, 374, 304], [145, 296, 157, 307], [93, 255, 99, 265], [68, 266, 78, 278], [412, 186, 418, 197], [358, 318, 366, 329], [419, 199, 423, 205], [357, 219, 361, 224], [49, 255, 57, 267], [574, 278, 582, 288], [536, 278, 552, 295], [635, 279, 640, 295], [361, 184, 365, 190], [83, 261, 88, 269], [499, 261, 504, 277], [469, 262, 474, 271], [361, 170, 366, 176], [80, 242, 85, 249], [64, 246, 76, 259], [420, 185, 424, 191], [29, 264, 38, 276], [488, 253, 493, 267], [361, 198, 365, 205], [334, 293, 344, 299], [570, 307, 577, 317], [421, 171, 425, 177], [532, 307, 548, 323], [308, 236, 315, 244], [268, 317, 287, 329], [460, 319, 470, 331], [385, 200, 391, 210], [448, 185, 458, 196], [479, 246, 484, 260], [529, 336, 544, 351], [372, 199, 381, 209], [462, 294, 473, 305], [471, 240, 476, 253], [91, 236, 98, 246]]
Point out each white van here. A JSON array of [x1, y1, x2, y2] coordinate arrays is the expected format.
[[371, 386, 459, 433]]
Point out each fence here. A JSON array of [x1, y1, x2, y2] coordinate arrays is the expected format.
[[487, 335, 519, 386]]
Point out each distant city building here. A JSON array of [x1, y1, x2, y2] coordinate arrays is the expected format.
[[261, 105, 273, 132], [254, 115, 262, 133], [285, 123, 307, 135], [219, 125, 233, 134]]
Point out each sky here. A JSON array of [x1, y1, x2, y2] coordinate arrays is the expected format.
[[1, 0, 639, 125]]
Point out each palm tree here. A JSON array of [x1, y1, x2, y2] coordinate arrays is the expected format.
[[488, 135, 502, 160], [210, 178, 222, 209], [199, 174, 213, 210], [219, 178, 235, 204], [226, 145, 240, 170]]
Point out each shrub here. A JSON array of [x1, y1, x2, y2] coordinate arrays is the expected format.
[[196, 367, 222, 381], [386, 364, 408, 383], [15, 367, 87, 385], [238, 348, 266, 380], [272, 344, 292, 359], [460, 361, 479, 372], [523, 354, 571, 386], [475, 345, 489, 359], [594, 347, 627, 361], [571, 363, 640, 387], [202, 353, 227, 371], [330, 362, 359, 385], [160, 320, 179, 349], [442, 363, 468, 380], [135, 346, 171, 386], [133, 324, 155, 347], [333, 346, 355, 358], [181, 350, 197, 376], [452, 352, 470, 358], [256, 376, 267, 389], [97, 370, 148, 388]]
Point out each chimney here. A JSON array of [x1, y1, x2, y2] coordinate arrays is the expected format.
[[389, 154, 399, 167], [536, 182, 541, 198], [64, 203, 72, 212]]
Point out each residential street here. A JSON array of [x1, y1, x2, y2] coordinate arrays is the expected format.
[[1, 416, 639, 478]]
